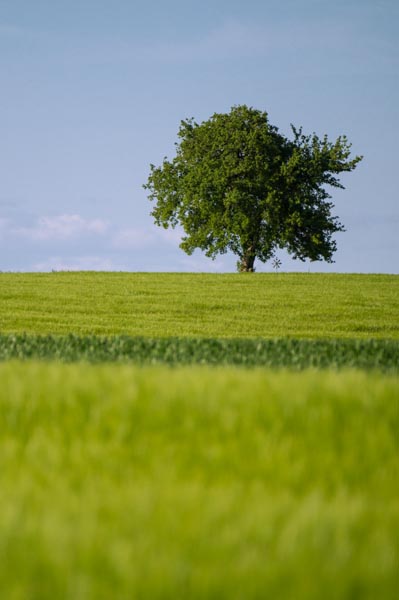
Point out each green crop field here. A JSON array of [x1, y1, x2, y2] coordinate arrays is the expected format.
[[1, 334, 399, 371], [0, 272, 398, 598], [1, 272, 398, 338], [1, 362, 398, 600]]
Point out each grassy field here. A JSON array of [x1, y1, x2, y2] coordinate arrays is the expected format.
[[1, 272, 398, 598], [1, 272, 398, 338], [1, 362, 398, 599]]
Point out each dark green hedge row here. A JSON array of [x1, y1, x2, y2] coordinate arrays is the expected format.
[[0, 334, 398, 371]]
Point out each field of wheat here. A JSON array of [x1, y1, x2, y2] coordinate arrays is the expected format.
[[0, 272, 398, 599]]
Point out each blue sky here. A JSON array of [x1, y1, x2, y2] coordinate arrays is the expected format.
[[1, 0, 398, 272]]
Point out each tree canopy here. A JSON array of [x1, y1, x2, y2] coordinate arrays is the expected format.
[[144, 105, 362, 271]]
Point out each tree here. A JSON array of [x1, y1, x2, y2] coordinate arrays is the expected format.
[[144, 105, 362, 272]]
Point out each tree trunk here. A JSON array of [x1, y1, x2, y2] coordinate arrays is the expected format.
[[239, 249, 256, 272]]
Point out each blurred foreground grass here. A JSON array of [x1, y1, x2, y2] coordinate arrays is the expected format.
[[0, 362, 398, 599]]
